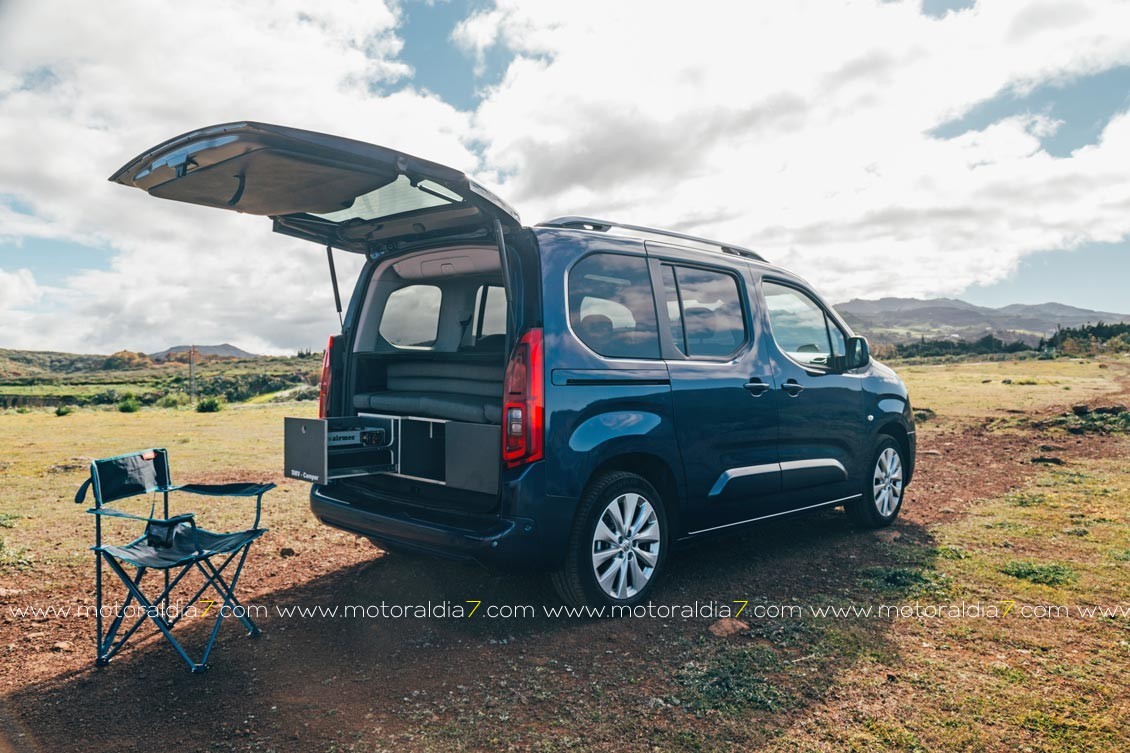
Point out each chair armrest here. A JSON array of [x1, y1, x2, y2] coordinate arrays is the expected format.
[[87, 508, 196, 526], [176, 482, 275, 530], [177, 482, 276, 497]]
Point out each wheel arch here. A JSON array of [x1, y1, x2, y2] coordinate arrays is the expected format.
[[875, 420, 914, 484], [584, 452, 683, 536]]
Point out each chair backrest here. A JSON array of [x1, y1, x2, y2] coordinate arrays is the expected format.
[[79, 449, 171, 507]]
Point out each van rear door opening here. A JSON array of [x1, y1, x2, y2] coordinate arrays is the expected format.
[[111, 123, 532, 510]]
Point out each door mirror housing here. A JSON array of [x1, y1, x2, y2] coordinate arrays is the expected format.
[[844, 336, 870, 370]]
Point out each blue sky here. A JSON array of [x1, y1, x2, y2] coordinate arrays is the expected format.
[[397, 0, 510, 110], [1, 1, 1129, 353]]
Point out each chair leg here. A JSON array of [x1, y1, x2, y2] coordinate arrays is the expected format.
[[198, 544, 255, 667], [99, 566, 146, 660], [196, 556, 260, 636], [94, 550, 103, 666], [99, 555, 199, 672], [98, 561, 196, 664], [169, 549, 241, 630], [95, 545, 260, 672]]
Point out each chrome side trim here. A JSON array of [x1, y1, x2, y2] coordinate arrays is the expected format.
[[708, 458, 847, 498], [707, 463, 779, 497], [780, 458, 847, 476], [685, 494, 862, 536]]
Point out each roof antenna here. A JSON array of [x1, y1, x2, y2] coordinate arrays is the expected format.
[[326, 245, 343, 328]]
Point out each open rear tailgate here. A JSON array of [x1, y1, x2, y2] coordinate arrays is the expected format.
[[110, 121, 519, 250]]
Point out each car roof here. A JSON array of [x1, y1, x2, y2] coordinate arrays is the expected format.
[[530, 224, 795, 279]]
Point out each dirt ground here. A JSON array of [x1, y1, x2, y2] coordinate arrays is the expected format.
[[1, 359, 1127, 752]]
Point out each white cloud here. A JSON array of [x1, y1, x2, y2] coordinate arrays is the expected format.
[[464, 0, 1130, 303], [0, 268, 40, 308], [0, 0, 470, 353], [2, 0, 1130, 354]]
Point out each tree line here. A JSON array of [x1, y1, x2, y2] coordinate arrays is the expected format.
[[889, 322, 1130, 358]]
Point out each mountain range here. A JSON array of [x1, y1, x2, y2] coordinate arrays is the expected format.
[[149, 344, 259, 360], [834, 298, 1130, 345]]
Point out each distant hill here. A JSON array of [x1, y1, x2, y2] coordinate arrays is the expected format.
[[149, 344, 259, 361], [0, 343, 261, 379], [0, 348, 108, 379], [835, 298, 1130, 345]]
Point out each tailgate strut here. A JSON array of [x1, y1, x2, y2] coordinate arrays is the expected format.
[[494, 219, 516, 353], [326, 245, 343, 327]]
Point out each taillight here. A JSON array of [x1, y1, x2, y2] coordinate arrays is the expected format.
[[502, 328, 544, 468], [318, 335, 334, 419]]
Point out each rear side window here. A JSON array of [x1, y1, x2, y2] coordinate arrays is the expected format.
[[380, 285, 442, 347], [474, 285, 507, 340], [762, 281, 845, 367], [660, 264, 747, 358], [568, 253, 660, 359]]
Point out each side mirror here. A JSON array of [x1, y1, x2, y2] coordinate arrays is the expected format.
[[844, 336, 870, 370]]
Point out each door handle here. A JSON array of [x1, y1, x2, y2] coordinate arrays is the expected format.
[[782, 379, 805, 396], [744, 378, 771, 396]]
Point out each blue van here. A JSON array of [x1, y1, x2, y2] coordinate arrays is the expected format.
[[112, 122, 916, 608]]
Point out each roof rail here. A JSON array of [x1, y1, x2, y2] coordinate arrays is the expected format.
[[537, 216, 767, 262]]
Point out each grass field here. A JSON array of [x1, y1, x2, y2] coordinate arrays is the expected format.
[[1, 356, 1127, 751], [0, 351, 322, 409], [899, 357, 1122, 425]]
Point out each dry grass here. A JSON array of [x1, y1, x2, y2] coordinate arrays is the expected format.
[[898, 357, 1126, 428], [0, 402, 322, 577], [1, 357, 1127, 751]]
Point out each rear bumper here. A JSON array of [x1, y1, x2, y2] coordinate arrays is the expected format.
[[309, 484, 549, 568]]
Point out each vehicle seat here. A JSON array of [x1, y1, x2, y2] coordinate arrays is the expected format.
[[353, 361, 504, 424]]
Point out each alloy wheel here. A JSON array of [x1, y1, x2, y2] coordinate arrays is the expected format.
[[591, 492, 661, 599], [873, 447, 904, 517]]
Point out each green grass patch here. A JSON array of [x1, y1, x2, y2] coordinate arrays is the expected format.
[[676, 645, 788, 714], [1006, 491, 1047, 507], [861, 566, 952, 598], [0, 536, 32, 569], [117, 396, 141, 412], [196, 397, 224, 413], [1035, 469, 1093, 487], [1036, 409, 1130, 436], [1001, 560, 1077, 586]]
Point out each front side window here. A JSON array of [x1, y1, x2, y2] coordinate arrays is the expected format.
[[660, 264, 747, 358], [380, 285, 442, 347], [568, 253, 660, 359], [762, 281, 845, 367]]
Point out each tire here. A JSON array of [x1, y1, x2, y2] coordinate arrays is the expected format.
[[846, 436, 906, 528], [550, 471, 669, 610]]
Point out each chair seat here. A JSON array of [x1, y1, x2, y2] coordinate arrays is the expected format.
[[98, 524, 267, 569]]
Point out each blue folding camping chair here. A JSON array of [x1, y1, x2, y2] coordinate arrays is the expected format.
[[75, 448, 274, 672]]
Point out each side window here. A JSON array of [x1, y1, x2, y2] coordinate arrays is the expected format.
[[660, 266, 685, 355], [568, 253, 660, 359], [660, 264, 746, 358], [380, 285, 442, 347], [762, 281, 845, 367], [474, 285, 507, 341]]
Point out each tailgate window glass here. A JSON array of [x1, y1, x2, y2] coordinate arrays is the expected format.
[[312, 176, 462, 223], [380, 285, 442, 348], [568, 253, 659, 359]]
